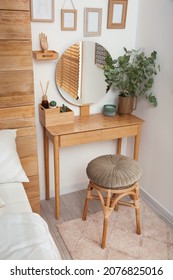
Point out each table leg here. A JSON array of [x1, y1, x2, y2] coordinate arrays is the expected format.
[[43, 128, 50, 200], [134, 125, 141, 160], [53, 136, 60, 220], [117, 138, 122, 154]]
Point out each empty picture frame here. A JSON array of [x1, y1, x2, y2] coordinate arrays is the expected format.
[[107, 0, 128, 29], [30, 0, 54, 22], [84, 8, 102, 37], [61, 9, 77, 31]]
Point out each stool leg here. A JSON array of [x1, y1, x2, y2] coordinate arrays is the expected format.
[[102, 217, 108, 249], [112, 194, 118, 211], [135, 204, 141, 234], [82, 198, 89, 221], [82, 183, 92, 221], [101, 190, 112, 249], [134, 185, 141, 235]]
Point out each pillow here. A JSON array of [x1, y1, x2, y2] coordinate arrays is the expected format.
[[0, 197, 5, 208], [0, 129, 29, 183]]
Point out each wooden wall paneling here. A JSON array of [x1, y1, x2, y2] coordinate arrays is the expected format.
[[0, 71, 34, 94], [0, 10, 31, 40], [0, 0, 29, 11], [23, 176, 40, 200], [27, 196, 40, 214], [16, 126, 37, 137], [0, 70, 34, 108], [0, 56, 33, 71], [0, 0, 40, 213], [0, 117, 35, 129], [0, 41, 32, 56], [0, 106, 35, 120], [23, 176, 40, 212], [21, 156, 39, 177], [0, 95, 34, 108], [16, 135, 37, 158]]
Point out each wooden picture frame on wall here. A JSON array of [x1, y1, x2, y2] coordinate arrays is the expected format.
[[61, 9, 77, 31], [30, 0, 54, 22], [84, 8, 102, 37], [107, 0, 128, 29]]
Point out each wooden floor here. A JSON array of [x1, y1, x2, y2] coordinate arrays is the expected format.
[[41, 189, 102, 259]]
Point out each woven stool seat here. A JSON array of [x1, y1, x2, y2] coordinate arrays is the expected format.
[[86, 154, 142, 189], [82, 154, 142, 249]]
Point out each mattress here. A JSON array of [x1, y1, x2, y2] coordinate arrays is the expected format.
[[0, 182, 61, 260]]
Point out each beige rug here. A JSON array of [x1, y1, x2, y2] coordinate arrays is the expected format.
[[57, 199, 173, 260]]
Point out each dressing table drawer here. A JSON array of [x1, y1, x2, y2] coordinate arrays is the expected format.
[[60, 130, 101, 147], [102, 125, 139, 140]]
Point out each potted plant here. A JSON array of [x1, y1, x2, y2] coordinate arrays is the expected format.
[[103, 47, 160, 115]]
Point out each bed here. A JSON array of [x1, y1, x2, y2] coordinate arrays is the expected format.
[[0, 129, 61, 260], [0, 1, 61, 260], [0, 0, 60, 260]]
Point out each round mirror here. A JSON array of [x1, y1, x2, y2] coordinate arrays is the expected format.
[[55, 41, 111, 106]]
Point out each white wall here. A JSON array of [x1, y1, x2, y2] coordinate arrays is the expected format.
[[133, 0, 173, 218], [31, 0, 139, 198]]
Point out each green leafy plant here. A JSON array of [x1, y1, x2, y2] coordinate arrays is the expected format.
[[103, 48, 160, 107]]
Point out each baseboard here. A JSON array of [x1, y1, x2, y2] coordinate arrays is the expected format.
[[140, 187, 173, 227]]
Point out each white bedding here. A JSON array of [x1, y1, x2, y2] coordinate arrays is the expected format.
[[0, 212, 60, 260], [0, 182, 31, 216], [0, 182, 61, 260]]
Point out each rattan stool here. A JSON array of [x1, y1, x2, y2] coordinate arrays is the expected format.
[[82, 154, 142, 249]]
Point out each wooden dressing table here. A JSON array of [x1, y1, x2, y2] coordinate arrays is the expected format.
[[41, 113, 144, 219]]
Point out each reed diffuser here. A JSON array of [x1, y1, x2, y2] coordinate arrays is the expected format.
[[40, 80, 50, 108]]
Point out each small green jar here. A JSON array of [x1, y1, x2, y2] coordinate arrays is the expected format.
[[49, 100, 57, 108], [103, 104, 116, 117]]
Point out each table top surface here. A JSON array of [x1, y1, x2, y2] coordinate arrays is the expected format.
[[46, 113, 144, 136]]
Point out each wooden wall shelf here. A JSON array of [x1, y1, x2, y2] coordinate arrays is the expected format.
[[33, 50, 59, 60]]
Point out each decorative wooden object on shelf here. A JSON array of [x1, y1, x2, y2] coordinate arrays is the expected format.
[[40, 33, 48, 52], [39, 104, 74, 126], [33, 32, 58, 60]]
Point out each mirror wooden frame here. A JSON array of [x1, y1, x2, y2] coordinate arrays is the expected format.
[[61, 9, 77, 31], [107, 0, 128, 29], [30, 0, 54, 22], [84, 8, 102, 37]]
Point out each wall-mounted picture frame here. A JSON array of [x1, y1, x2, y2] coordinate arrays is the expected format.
[[84, 8, 102, 37], [107, 0, 128, 29], [61, 9, 77, 31], [30, 0, 54, 22]]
